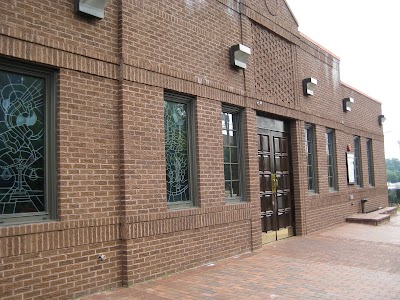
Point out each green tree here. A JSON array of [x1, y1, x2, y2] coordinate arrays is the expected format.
[[386, 158, 400, 183]]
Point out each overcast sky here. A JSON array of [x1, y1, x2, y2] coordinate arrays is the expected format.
[[285, 0, 400, 159]]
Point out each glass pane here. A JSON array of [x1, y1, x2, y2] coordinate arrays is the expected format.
[[223, 131, 229, 146], [164, 100, 189, 202], [0, 70, 45, 215], [225, 181, 231, 197], [232, 181, 240, 197], [230, 148, 238, 163], [231, 164, 239, 180], [230, 130, 238, 146], [223, 147, 230, 163], [224, 164, 231, 180]]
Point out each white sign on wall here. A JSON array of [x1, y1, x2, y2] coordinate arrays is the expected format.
[[346, 152, 355, 184]]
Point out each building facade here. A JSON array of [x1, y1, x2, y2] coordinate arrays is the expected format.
[[0, 0, 387, 299]]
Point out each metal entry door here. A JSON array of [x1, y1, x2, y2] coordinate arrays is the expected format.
[[258, 117, 294, 244]]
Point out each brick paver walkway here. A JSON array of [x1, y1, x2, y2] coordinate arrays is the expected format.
[[81, 214, 400, 300]]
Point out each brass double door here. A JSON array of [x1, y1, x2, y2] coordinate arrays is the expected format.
[[257, 116, 294, 244]]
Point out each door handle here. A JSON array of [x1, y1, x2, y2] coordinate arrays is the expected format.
[[271, 174, 278, 193]]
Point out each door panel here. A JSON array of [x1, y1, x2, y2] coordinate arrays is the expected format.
[[258, 117, 294, 244]]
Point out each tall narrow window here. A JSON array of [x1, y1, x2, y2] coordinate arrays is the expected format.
[[366, 139, 374, 186], [305, 124, 317, 193], [164, 91, 197, 207], [326, 128, 337, 191], [222, 106, 244, 202], [0, 59, 57, 225], [354, 136, 362, 187]]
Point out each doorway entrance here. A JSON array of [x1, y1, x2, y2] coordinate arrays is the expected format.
[[257, 116, 294, 244]]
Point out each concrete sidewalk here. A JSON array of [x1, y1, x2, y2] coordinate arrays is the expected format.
[[80, 214, 400, 300]]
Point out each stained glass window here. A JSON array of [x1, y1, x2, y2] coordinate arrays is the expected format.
[[164, 92, 195, 205], [0, 70, 45, 215], [0, 60, 56, 224]]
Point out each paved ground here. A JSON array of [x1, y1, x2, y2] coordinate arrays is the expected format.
[[81, 214, 400, 300]]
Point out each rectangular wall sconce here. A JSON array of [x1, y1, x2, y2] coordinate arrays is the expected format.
[[378, 114, 386, 126], [342, 97, 354, 112], [302, 78, 317, 96], [229, 44, 251, 69], [76, 0, 107, 19]]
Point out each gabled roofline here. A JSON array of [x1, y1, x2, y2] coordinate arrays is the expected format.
[[282, 0, 299, 27], [299, 32, 340, 60], [340, 82, 382, 104]]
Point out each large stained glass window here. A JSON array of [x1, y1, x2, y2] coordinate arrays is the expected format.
[[0, 60, 57, 224], [164, 92, 196, 206]]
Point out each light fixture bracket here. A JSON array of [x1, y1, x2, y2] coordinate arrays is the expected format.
[[76, 0, 107, 19], [342, 97, 354, 112], [302, 77, 317, 96], [378, 114, 386, 126], [229, 44, 251, 69]]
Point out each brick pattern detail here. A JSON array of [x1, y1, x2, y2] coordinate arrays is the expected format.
[[121, 0, 243, 91], [196, 98, 225, 207], [1, 241, 121, 300], [244, 0, 298, 29], [58, 69, 120, 220], [252, 23, 296, 106], [0, 0, 119, 61], [125, 220, 252, 284]]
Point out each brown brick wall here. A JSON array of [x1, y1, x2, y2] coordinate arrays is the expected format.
[[0, 220, 121, 300], [0, 0, 119, 62], [58, 69, 120, 220], [0, 0, 387, 298], [125, 220, 251, 284]]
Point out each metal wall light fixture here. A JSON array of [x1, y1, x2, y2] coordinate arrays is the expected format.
[[76, 0, 107, 19], [342, 97, 354, 112], [302, 78, 318, 96], [229, 44, 251, 69], [378, 114, 386, 126]]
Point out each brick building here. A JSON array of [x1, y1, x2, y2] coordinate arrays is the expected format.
[[0, 0, 387, 299]]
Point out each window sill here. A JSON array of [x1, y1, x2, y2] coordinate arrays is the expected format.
[[167, 202, 197, 211], [225, 198, 244, 204]]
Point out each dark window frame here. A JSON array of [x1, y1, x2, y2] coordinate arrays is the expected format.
[[305, 123, 318, 193], [222, 105, 246, 203], [164, 91, 198, 209], [366, 139, 374, 186], [354, 136, 363, 187], [0, 58, 58, 226], [326, 128, 338, 191]]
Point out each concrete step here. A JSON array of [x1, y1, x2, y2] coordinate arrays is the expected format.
[[346, 207, 397, 226]]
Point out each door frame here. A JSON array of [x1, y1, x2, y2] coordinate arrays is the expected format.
[[257, 114, 296, 242]]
